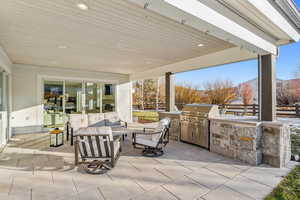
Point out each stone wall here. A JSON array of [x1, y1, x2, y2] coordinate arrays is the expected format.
[[289, 124, 300, 159], [158, 112, 180, 141], [261, 123, 291, 168], [210, 119, 262, 165], [210, 118, 291, 168]]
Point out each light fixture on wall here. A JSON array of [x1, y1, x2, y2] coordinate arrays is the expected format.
[[76, 3, 89, 10], [197, 44, 204, 47]]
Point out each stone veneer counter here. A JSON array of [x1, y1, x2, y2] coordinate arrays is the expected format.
[[159, 111, 181, 141], [209, 116, 291, 168]]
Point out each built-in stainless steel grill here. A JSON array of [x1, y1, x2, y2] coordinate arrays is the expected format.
[[180, 104, 219, 149]]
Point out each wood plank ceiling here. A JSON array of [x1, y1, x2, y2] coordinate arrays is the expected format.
[[0, 0, 234, 74]]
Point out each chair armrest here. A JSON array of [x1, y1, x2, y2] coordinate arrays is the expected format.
[[143, 127, 156, 132], [120, 120, 127, 128], [134, 130, 161, 135], [113, 135, 122, 142]]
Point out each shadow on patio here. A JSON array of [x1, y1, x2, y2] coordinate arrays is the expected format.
[[0, 133, 297, 200]]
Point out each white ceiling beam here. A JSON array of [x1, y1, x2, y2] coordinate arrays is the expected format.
[[130, 47, 256, 80], [127, 0, 278, 55], [0, 46, 12, 73], [246, 0, 300, 42]]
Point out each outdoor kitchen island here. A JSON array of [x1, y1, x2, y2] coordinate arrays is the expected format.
[[210, 116, 291, 168], [159, 108, 291, 168]]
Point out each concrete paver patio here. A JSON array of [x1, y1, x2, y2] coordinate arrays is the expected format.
[[0, 134, 298, 200]]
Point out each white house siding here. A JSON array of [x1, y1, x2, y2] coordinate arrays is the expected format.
[[11, 64, 131, 134]]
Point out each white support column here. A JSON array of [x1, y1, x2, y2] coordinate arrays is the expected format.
[[165, 72, 175, 112]]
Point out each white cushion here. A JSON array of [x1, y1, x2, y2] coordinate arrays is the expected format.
[[88, 113, 105, 127], [135, 138, 157, 148], [75, 126, 113, 140], [69, 114, 88, 131]]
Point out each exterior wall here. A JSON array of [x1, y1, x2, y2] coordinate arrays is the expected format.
[[0, 47, 12, 146], [11, 64, 130, 134]]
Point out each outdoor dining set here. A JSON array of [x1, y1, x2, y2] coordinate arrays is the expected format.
[[66, 112, 171, 174]]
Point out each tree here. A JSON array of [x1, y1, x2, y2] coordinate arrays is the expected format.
[[175, 83, 202, 109], [132, 80, 144, 109], [241, 83, 253, 105], [203, 80, 237, 104], [277, 81, 300, 105], [132, 78, 164, 110]]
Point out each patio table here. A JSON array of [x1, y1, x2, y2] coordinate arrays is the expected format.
[[111, 123, 157, 140]]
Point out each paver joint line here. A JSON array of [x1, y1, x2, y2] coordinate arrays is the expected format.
[[154, 168, 173, 180], [127, 161, 142, 172], [160, 185, 181, 200], [239, 173, 275, 189], [72, 177, 79, 193], [184, 175, 210, 191], [203, 166, 232, 179], [97, 186, 107, 200]]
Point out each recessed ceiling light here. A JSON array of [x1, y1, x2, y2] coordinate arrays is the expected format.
[[58, 45, 67, 49], [76, 3, 89, 10], [197, 44, 204, 47]]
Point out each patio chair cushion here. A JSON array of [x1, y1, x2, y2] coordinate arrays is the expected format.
[[88, 113, 105, 127], [69, 114, 88, 131], [135, 137, 157, 148], [104, 112, 121, 126]]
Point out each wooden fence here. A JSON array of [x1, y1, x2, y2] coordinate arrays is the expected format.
[[219, 104, 300, 117], [133, 103, 300, 118]]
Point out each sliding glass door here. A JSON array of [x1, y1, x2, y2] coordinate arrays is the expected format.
[[43, 79, 116, 127], [43, 80, 64, 127], [85, 82, 104, 113], [65, 81, 83, 114]]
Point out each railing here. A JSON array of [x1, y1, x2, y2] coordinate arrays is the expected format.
[[133, 103, 300, 118], [219, 104, 300, 117], [132, 103, 166, 111]]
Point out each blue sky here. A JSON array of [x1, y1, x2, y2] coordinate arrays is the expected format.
[[176, 1, 300, 86]]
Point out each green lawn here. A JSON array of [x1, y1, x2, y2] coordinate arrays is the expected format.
[[265, 165, 300, 200], [133, 111, 159, 122]]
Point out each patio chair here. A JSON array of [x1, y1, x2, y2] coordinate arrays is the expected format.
[[132, 118, 171, 157], [74, 127, 121, 174]]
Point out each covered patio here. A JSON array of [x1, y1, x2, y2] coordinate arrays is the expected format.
[[0, 0, 300, 199]]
